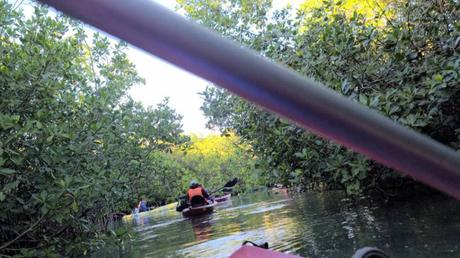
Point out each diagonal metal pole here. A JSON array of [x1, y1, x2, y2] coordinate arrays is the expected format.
[[39, 0, 460, 199]]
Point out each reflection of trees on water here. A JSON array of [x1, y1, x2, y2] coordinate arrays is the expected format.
[[261, 212, 309, 254], [288, 192, 382, 256], [97, 191, 460, 258], [191, 217, 214, 242], [289, 192, 460, 257]]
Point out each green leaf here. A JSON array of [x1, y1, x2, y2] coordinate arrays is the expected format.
[[406, 114, 416, 125], [434, 74, 443, 82], [11, 157, 23, 166], [0, 192, 5, 202], [4, 181, 19, 192], [71, 201, 78, 213], [40, 191, 48, 201], [41, 205, 48, 214], [369, 96, 380, 107], [351, 168, 360, 177], [0, 168, 16, 176], [358, 94, 368, 105], [55, 215, 63, 224], [115, 227, 128, 236]]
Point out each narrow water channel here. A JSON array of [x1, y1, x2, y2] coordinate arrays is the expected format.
[[95, 191, 460, 257]]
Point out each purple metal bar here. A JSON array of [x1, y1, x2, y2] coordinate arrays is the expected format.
[[39, 0, 460, 198]]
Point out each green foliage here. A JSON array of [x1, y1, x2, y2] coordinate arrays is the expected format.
[[0, 2, 187, 256], [175, 133, 260, 194], [2, 0, 458, 255], [178, 0, 460, 195], [0, 3, 263, 255]]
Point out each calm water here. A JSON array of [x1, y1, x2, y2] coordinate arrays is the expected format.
[[96, 191, 460, 257]]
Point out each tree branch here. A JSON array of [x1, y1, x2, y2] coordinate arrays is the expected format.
[[0, 215, 44, 250]]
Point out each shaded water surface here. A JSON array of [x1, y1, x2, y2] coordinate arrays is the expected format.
[[96, 191, 460, 257]]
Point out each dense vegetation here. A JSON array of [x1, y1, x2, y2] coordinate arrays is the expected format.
[[0, 2, 183, 255], [2, 0, 459, 256], [175, 133, 260, 194], [0, 2, 256, 256], [177, 0, 460, 194]]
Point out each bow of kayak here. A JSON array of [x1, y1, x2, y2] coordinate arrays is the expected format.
[[229, 246, 303, 258]]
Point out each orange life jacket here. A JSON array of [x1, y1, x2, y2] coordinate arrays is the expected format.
[[188, 186, 204, 201]]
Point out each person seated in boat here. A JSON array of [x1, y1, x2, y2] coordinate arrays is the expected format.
[[137, 197, 149, 212], [186, 180, 212, 206]]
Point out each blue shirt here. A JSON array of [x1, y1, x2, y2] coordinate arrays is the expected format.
[[139, 200, 148, 212]]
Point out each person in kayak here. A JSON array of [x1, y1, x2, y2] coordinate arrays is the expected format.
[[186, 180, 212, 206], [137, 197, 149, 212]]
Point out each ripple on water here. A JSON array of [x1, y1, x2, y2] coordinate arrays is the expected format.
[[247, 203, 288, 215], [135, 218, 185, 232], [140, 234, 158, 241], [94, 192, 460, 258], [178, 229, 275, 258]]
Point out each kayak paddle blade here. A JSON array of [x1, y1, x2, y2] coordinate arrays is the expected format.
[[223, 178, 238, 188]]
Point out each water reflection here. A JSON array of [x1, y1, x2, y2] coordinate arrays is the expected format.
[[133, 215, 151, 226], [94, 191, 460, 258], [191, 216, 214, 242]]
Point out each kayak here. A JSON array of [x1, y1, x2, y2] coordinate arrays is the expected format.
[[182, 200, 217, 217], [230, 245, 389, 258], [229, 246, 303, 258], [122, 202, 177, 222], [122, 210, 151, 222], [214, 193, 231, 203]]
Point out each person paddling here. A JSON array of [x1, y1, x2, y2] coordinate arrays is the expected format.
[[186, 180, 212, 206], [137, 197, 149, 212]]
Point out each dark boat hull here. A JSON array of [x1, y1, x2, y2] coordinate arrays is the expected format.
[[182, 201, 216, 217]]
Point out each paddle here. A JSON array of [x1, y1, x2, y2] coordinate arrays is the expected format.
[[175, 178, 238, 212], [210, 177, 238, 195]]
